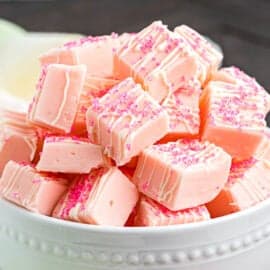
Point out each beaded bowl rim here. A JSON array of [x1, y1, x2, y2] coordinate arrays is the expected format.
[[1, 197, 270, 234]]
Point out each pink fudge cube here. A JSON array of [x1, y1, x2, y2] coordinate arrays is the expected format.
[[53, 167, 139, 226], [86, 77, 169, 166], [161, 79, 201, 140], [174, 25, 223, 82], [0, 106, 38, 174], [0, 126, 38, 175], [200, 81, 268, 159], [133, 139, 232, 211], [36, 136, 106, 173], [0, 161, 67, 215], [134, 196, 210, 226], [207, 158, 270, 217], [40, 34, 119, 78], [210, 66, 270, 113], [115, 21, 202, 102], [28, 64, 86, 133]]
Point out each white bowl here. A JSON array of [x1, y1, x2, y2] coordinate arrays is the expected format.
[[0, 198, 270, 270]]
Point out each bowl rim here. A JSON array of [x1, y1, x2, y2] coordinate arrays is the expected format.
[[2, 198, 270, 235]]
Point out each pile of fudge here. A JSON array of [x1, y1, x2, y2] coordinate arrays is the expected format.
[[1, 21, 270, 227]]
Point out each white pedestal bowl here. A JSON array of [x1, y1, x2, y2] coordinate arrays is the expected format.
[[0, 198, 270, 270]]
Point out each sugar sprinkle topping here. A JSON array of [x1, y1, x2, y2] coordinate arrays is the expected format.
[[208, 82, 267, 129], [90, 78, 166, 134], [149, 139, 218, 167], [60, 168, 105, 219]]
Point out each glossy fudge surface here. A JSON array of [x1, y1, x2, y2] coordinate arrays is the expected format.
[[175, 24, 223, 82], [0, 126, 37, 174], [210, 66, 270, 114], [40, 34, 120, 78], [53, 167, 138, 226], [0, 98, 38, 175], [134, 196, 210, 226], [115, 21, 202, 103], [86, 77, 169, 165], [36, 136, 105, 173], [200, 81, 267, 159], [28, 64, 86, 133], [134, 139, 231, 210], [0, 161, 67, 215], [207, 158, 270, 218]]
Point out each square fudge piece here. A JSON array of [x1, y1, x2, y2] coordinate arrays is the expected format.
[[133, 139, 232, 211], [174, 25, 223, 82], [0, 125, 37, 175], [134, 196, 210, 226], [28, 64, 86, 133], [36, 136, 106, 174], [53, 167, 139, 226], [210, 66, 270, 114], [40, 34, 120, 79], [115, 21, 202, 102], [161, 79, 201, 140], [86, 77, 169, 166], [207, 158, 270, 217], [0, 161, 67, 215], [200, 81, 267, 159], [0, 106, 38, 174]]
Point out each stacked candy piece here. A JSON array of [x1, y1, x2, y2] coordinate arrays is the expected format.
[[1, 21, 270, 227]]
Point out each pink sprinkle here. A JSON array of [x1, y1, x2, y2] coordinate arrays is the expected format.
[[80, 106, 88, 113], [18, 161, 29, 166], [60, 170, 103, 219], [32, 178, 41, 184], [142, 182, 150, 191], [12, 192, 20, 199], [180, 75, 185, 82], [88, 120, 95, 127], [36, 65, 48, 91], [126, 143, 131, 151]]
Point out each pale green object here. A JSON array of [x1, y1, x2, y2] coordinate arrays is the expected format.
[[0, 18, 26, 38], [0, 32, 84, 100]]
